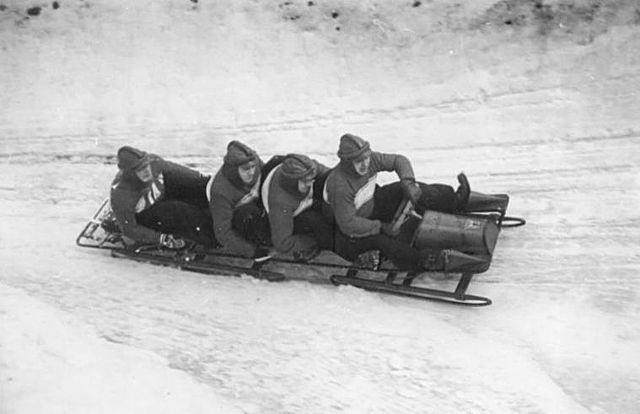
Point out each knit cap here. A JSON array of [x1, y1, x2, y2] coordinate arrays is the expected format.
[[224, 141, 257, 166], [117, 146, 149, 171], [337, 133, 370, 160], [281, 154, 317, 180]]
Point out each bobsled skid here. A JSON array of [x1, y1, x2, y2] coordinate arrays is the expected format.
[[76, 192, 525, 306]]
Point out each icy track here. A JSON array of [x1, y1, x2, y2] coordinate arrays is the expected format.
[[1, 1, 639, 413]]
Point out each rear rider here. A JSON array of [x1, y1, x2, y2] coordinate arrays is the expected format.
[[110, 146, 215, 249]]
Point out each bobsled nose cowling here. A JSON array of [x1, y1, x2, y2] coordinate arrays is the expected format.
[[413, 210, 500, 274]]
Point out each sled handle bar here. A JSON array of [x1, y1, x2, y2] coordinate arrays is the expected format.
[[391, 199, 418, 234]]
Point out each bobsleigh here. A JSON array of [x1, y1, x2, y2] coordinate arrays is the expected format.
[[76, 191, 525, 306]]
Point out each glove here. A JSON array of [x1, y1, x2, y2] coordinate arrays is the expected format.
[[401, 178, 423, 205], [380, 222, 400, 237], [159, 233, 187, 250]]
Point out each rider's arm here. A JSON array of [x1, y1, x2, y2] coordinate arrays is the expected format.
[[373, 152, 415, 181]]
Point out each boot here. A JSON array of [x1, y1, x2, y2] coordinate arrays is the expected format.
[[454, 172, 470, 212]]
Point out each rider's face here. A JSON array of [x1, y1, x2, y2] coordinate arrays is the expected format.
[[238, 160, 258, 184], [352, 153, 371, 176], [297, 177, 314, 194], [135, 163, 154, 183]]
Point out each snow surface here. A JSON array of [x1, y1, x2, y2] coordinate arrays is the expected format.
[[1, 0, 639, 413]]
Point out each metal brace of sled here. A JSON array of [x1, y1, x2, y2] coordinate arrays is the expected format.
[[330, 270, 491, 306]]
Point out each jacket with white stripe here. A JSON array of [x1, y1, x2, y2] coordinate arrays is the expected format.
[[323, 151, 414, 238], [208, 159, 263, 257], [110, 154, 205, 245], [262, 161, 330, 255]]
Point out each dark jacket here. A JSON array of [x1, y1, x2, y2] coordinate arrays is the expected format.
[[208, 158, 264, 257], [262, 161, 330, 255], [323, 151, 414, 237], [110, 154, 205, 244]]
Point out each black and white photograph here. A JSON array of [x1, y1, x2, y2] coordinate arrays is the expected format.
[[1, 0, 639, 413]]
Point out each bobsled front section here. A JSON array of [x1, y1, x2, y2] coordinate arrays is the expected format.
[[412, 210, 501, 273]]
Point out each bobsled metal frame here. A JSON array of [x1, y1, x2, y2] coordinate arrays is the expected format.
[[76, 195, 526, 307], [330, 269, 491, 306]]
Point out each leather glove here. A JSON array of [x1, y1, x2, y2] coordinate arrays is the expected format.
[[401, 178, 423, 205], [159, 233, 187, 250], [380, 222, 400, 237]]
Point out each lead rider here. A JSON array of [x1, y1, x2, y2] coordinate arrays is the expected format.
[[323, 133, 470, 271]]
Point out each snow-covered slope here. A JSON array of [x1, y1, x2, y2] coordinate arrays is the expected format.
[[1, 1, 639, 413], [2, 0, 640, 156], [0, 284, 240, 414]]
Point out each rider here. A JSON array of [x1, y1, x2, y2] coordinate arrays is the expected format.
[[110, 146, 215, 249], [322, 133, 470, 271], [261, 153, 333, 261], [208, 141, 271, 258]]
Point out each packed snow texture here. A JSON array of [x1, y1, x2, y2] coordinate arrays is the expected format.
[[1, 0, 639, 413]]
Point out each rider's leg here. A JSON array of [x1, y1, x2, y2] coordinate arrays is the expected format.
[[232, 202, 271, 246], [163, 172, 210, 209], [372, 182, 404, 222], [137, 200, 216, 247], [334, 231, 423, 271], [373, 180, 461, 218], [415, 183, 457, 214], [293, 209, 335, 251]]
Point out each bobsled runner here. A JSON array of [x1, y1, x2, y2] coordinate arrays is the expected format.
[[76, 191, 525, 306]]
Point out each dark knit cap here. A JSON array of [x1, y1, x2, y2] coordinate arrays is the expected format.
[[337, 133, 371, 160], [281, 154, 317, 180], [117, 146, 149, 171], [224, 141, 257, 166]]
